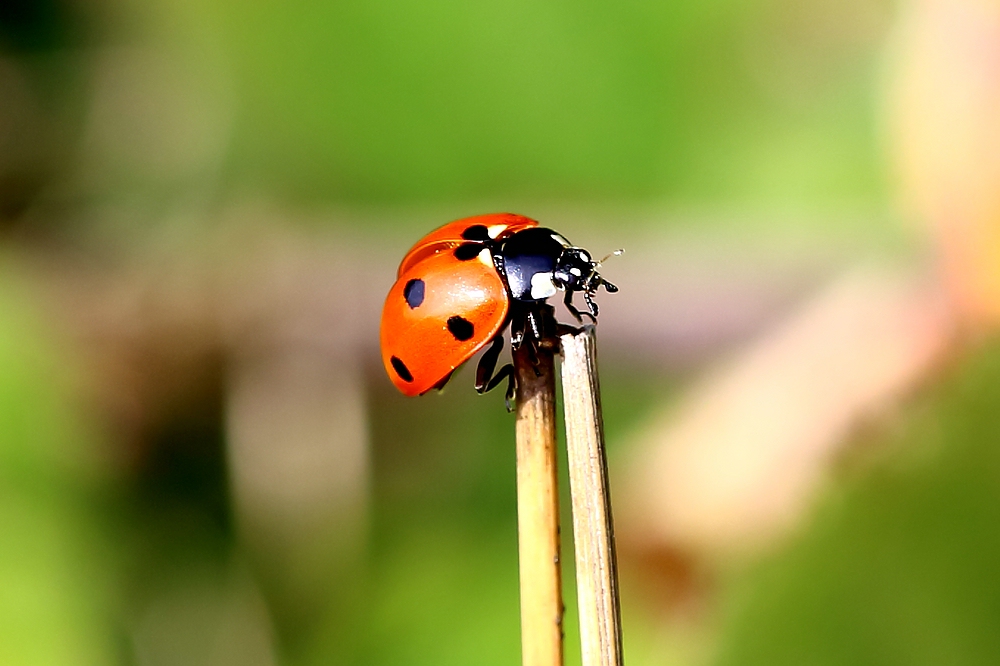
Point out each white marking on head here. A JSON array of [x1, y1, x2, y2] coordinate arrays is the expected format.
[[530, 272, 558, 300], [487, 224, 506, 239], [569, 267, 582, 277], [477, 248, 493, 266]]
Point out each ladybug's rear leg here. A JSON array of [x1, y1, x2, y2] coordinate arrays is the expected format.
[[476, 333, 516, 411], [431, 370, 454, 391], [476, 334, 504, 393], [486, 366, 515, 412]]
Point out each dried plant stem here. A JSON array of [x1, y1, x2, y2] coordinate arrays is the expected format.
[[559, 325, 623, 666], [514, 341, 564, 666]]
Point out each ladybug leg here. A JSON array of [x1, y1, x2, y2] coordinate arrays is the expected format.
[[602, 278, 619, 293], [583, 290, 600, 318], [564, 289, 595, 323], [483, 364, 516, 412], [510, 311, 527, 350], [527, 308, 543, 340], [486, 363, 514, 412], [526, 339, 540, 373], [525, 310, 545, 373], [476, 332, 517, 411], [564, 289, 583, 322], [503, 369, 516, 411], [475, 334, 505, 393], [432, 370, 455, 391]]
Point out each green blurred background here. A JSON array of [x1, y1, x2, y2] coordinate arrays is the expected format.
[[4, 0, 1000, 664]]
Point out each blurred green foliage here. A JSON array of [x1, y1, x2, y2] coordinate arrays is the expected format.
[[715, 342, 1000, 666], [160, 0, 888, 207], [0, 260, 115, 665]]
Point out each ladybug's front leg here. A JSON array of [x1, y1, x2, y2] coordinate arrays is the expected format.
[[564, 289, 595, 323]]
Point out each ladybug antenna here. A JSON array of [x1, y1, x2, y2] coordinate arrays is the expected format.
[[585, 248, 623, 294], [595, 248, 624, 268]]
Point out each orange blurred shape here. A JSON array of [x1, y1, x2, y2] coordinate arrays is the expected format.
[[889, 0, 1000, 326], [621, 269, 951, 556]]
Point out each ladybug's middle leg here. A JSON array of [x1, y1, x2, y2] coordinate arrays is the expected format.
[[526, 308, 543, 341], [509, 306, 529, 350], [523, 310, 546, 374], [583, 290, 600, 318]]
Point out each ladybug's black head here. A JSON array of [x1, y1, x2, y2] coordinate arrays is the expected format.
[[553, 247, 619, 296], [552, 248, 593, 292]]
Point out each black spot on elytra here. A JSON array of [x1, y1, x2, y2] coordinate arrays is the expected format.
[[454, 243, 482, 261], [447, 316, 475, 341], [403, 278, 425, 308], [461, 224, 490, 241], [390, 356, 414, 382]]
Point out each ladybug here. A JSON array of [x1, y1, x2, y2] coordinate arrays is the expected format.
[[380, 213, 618, 404]]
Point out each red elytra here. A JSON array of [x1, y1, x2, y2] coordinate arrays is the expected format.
[[380, 213, 538, 396]]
